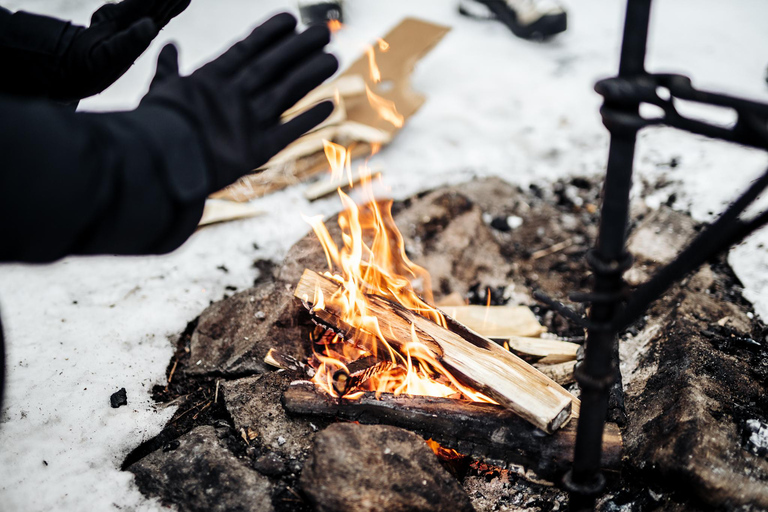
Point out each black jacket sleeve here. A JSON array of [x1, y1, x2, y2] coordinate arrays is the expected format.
[[0, 95, 209, 263], [0, 6, 80, 100]]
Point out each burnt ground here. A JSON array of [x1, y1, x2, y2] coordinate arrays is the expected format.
[[123, 176, 768, 512]]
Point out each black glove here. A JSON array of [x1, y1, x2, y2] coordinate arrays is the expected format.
[[141, 12, 338, 193], [0, 0, 190, 102]]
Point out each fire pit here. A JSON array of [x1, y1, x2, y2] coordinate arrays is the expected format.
[[124, 3, 768, 508], [123, 175, 768, 512]]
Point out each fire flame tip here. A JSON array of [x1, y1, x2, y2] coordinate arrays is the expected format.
[[304, 136, 493, 403]]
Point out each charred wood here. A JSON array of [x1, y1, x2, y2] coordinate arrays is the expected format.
[[282, 382, 621, 480]]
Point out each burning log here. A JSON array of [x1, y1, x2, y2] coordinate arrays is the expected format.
[[295, 269, 577, 433], [282, 382, 621, 479], [331, 357, 395, 395]]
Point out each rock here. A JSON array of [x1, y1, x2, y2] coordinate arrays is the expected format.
[[628, 206, 698, 266], [221, 372, 316, 459], [622, 265, 768, 509], [129, 426, 274, 512], [252, 453, 288, 477], [110, 388, 127, 408], [187, 279, 306, 376], [392, 188, 517, 301], [300, 423, 474, 512]]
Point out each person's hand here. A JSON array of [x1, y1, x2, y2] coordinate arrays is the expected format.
[[52, 0, 191, 101], [141, 13, 338, 193]]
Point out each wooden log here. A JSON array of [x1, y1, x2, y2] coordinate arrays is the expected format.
[[534, 361, 577, 386], [282, 382, 621, 479], [294, 269, 577, 433], [304, 170, 383, 202], [439, 305, 546, 338], [197, 200, 263, 227], [506, 336, 580, 364]]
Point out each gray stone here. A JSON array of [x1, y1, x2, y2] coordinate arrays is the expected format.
[[628, 206, 698, 266], [252, 452, 288, 477], [129, 426, 273, 512], [622, 265, 768, 509], [300, 423, 474, 512], [187, 280, 306, 376], [221, 372, 316, 459]]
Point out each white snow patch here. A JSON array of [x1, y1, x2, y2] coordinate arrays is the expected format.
[[1, 0, 768, 510]]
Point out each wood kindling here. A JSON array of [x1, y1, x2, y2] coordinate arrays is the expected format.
[[294, 269, 578, 434]]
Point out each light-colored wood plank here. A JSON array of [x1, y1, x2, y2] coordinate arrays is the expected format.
[[197, 200, 263, 227], [304, 170, 383, 202], [282, 74, 366, 120], [440, 305, 546, 338], [534, 360, 577, 387], [295, 269, 577, 433], [506, 336, 580, 364]]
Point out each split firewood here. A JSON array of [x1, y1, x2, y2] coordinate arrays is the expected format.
[[436, 292, 466, 307], [282, 381, 621, 479], [281, 75, 366, 121], [210, 19, 450, 202], [440, 305, 546, 338], [210, 143, 374, 202], [295, 269, 577, 433], [197, 200, 263, 227], [534, 360, 577, 386], [506, 336, 580, 364], [304, 169, 383, 202]]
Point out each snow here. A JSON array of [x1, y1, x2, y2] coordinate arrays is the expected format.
[[1, 0, 767, 510]]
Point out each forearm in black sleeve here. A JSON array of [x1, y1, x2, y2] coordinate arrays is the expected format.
[[0, 95, 209, 263], [0, 6, 79, 100]]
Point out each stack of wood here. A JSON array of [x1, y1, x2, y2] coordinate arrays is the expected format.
[[436, 301, 580, 386], [266, 269, 619, 477], [291, 269, 579, 433], [208, 18, 451, 204]]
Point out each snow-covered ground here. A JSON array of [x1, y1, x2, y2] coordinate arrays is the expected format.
[[1, 0, 767, 510]]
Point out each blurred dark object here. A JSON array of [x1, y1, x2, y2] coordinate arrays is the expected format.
[[299, 0, 343, 28], [110, 388, 128, 408], [458, 0, 566, 40]]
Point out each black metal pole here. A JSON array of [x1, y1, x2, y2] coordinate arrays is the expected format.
[[564, 1, 653, 509]]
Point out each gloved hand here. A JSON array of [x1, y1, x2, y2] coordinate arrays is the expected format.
[[141, 12, 338, 193], [55, 0, 191, 101], [0, 0, 190, 102]]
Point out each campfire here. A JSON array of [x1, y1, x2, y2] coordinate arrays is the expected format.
[[301, 143, 496, 404], [124, 8, 768, 512], [279, 36, 577, 436]]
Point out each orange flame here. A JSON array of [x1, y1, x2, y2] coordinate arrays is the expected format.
[[304, 148, 492, 403], [303, 38, 492, 404], [327, 19, 343, 33], [323, 139, 352, 186], [365, 85, 404, 128], [366, 46, 381, 84]]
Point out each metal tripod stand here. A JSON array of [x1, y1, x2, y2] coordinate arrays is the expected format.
[[536, 1, 768, 509]]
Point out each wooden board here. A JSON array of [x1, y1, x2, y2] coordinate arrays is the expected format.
[[295, 269, 577, 433], [506, 336, 580, 364], [440, 305, 546, 338], [197, 200, 263, 227]]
